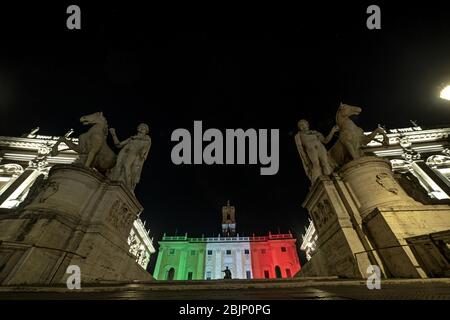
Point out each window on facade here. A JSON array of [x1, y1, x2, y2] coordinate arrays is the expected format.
[[206, 271, 211, 280], [261, 249, 266, 254], [191, 250, 196, 256], [246, 270, 251, 279], [286, 269, 292, 278], [187, 272, 193, 280], [244, 249, 250, 254], [167, 268, 175, 280], [264, 270, 270, 279], [207, 250, 213, 255], [275, 266, 282, 278], [281, 247, 287, 252], [169, 249, 175, 255], [226, 250, 231, 255]]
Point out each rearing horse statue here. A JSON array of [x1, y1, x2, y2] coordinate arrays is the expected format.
[[51, 112, 117, 173], [328, 103, 388, 168]]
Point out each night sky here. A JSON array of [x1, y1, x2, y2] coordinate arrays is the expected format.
[[1, 2, 450, 271]]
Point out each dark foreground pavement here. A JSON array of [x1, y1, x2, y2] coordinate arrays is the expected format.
[[1, 277, 450, 300]]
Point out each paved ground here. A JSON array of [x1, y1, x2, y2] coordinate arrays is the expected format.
[[1, 277, 450, 300]]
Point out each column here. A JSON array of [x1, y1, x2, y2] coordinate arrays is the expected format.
[[215, 249, 222, 279], [178, 246, 188, 280], [196, 248, 205, 280], [153, 248, 164, 280], [235, 247, 243, 279]]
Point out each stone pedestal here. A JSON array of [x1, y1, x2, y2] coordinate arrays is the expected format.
[[299, 175, 377, 279], [0, 165, 152, 285], [363, 205, 450, 278], [299, 156, 450, 279], [339, 157, 419, 218]]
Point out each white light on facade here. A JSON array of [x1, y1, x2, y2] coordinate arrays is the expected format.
[[440, 85, 450, 101]]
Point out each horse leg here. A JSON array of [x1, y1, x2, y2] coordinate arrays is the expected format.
[[50, 139, 62, 156], [343, 140, 361, 160], [381, 131, 389, 147], [63, 138, 82, 154], [362, 128, 383, 145]]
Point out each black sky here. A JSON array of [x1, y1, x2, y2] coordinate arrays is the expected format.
[[1, 2, 450, 270]]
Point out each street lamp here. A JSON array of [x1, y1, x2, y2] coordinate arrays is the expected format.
[[440, 85, 450, 101]]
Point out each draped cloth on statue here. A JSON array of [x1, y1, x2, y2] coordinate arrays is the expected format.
[[108, 135, 151, 192]]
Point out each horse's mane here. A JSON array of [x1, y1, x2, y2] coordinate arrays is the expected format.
[[97, 112, 107, 125], [336, 103, 359, 124]]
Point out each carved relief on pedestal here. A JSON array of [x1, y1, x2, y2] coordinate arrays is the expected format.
[[37, 181, 59, 203], [376, 173, 399, 195], [311, 198, 334, 232], [107, 199, 137, 235]]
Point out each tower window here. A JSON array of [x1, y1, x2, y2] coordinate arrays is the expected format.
[[261, 249, 266, 254], [169, 249, 175, 255], [227, 214, 231, 220], [281, 247, 287, 252], [207, 250, 213, 255], [187, 272, 193, 280], [226, 250, 232, 255], [264, 270, 270, 279], [244, 249, 250, 255], [191, 250, 196, 256]]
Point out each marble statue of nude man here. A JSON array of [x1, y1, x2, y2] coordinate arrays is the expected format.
[[295, 119, 339, 185]]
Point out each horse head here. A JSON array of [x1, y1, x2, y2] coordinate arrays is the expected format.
[[80, 112, 107, 126], [336, 103, 362, 124]]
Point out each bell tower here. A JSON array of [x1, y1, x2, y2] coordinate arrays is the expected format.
[[221, 200, 236, 236]]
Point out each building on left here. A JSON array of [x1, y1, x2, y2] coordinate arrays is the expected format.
[[0, 130, 156, 271]]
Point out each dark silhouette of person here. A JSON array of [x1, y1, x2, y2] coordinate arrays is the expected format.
[[222, 266, 232, 279]]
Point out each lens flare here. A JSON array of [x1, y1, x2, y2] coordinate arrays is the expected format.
[[440, 85, 450, 100]]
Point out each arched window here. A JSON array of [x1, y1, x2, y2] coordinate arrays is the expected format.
[[275, 266, 282, 278], [167, 267, 175, 280]]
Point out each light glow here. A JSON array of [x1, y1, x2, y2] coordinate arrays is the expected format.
[[440, 85, 450, 100]]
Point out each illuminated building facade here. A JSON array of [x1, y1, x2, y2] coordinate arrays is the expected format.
[[0, 130, 155, 270], [300, 124, 450, 260], [249, 233, 300, 279], [153, 202, 301, 280], [300, 219, 317, 261]]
